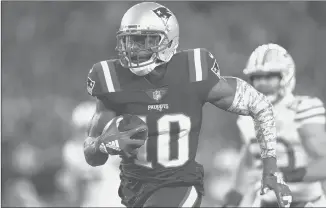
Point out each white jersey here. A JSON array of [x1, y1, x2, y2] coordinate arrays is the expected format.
[[237, 94, 326, 202]]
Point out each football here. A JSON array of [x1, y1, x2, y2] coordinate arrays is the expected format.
[[101, 114, 148, 156], [116, 114, 148, 140], [102, 114, 148, 140]]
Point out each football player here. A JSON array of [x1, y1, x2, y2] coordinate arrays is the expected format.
[[83, 2, 291, 207], [223, 43, 326, 207]]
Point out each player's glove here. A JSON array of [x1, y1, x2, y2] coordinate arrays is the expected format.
[[98, 127, 145, 158], [98, 116, 147, 158], [261, 172, 292, 208], [279, 167, 307, 183]]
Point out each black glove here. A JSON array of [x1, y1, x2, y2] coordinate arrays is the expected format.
[[261, 172, 292, 208], [98, 117, 146, 158], [223, 189, 243, 207]]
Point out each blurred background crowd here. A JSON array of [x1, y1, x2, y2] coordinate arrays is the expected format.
[[2, 1, 326, 206]]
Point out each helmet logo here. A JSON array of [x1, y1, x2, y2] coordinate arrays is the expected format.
[[152, 7, 172, 26]]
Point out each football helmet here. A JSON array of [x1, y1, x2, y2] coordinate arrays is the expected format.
[[116, 2, 179, 76], [243, 43, 296, 102]]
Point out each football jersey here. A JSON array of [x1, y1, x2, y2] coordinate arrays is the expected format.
[[237, 94, 326, 202], [86, 48, 221, 186]]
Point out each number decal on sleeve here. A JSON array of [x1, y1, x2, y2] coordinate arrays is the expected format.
[[135, 114, 191, 168]]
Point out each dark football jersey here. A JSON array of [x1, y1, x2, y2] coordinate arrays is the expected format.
[[87, 48, 221, 186]]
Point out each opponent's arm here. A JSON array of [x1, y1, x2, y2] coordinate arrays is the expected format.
[[233, 145, 254, 191], [224, 144, 253, 206], [282, 99, 326, 182], [207, 77, 277, 175], [295, 124, 326, 182], [83, 99, 116, 166]]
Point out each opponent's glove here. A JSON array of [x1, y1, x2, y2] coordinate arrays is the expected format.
[[222, 189, 243, 207], [261, 172, 292, 208], [280, 167, 307, 183]]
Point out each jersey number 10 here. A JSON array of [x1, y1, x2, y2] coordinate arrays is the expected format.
[[135, 114, 191, 168]]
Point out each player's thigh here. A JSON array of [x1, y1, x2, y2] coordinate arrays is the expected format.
[[143, 186, 201, 207]]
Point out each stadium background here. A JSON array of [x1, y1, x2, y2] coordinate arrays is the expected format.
[[2, 1, 326, 206]]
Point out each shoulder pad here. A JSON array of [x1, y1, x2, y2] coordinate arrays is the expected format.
[[183, 48, 221, 83], [86, 59, 121, 96], [294, 95, 325, 125]]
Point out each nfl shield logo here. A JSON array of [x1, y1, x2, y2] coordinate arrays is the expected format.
[[153, 90, 162, 101], [145, 88, 167, 102]]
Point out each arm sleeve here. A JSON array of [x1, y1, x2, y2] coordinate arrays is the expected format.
[[227, 77, 277, 159]]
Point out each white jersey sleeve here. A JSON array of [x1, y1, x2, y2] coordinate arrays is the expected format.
[[294, 96, 326, 127]]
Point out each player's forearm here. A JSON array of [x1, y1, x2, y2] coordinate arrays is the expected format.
[[227, 78, 277, 173], [84, 136, 108, 166]]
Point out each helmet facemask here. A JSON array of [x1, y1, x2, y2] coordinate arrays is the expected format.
[[248, 68, 295, 103], [116, 30, 173, 76], [249, 72, 283, 102]]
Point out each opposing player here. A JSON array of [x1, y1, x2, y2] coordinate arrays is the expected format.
[[83, 2, 291, 207], [224, 43, 326, 207]]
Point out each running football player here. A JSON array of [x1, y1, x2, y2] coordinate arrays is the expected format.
[[224, 43, 326, 207], [83, 2, 291, 207]]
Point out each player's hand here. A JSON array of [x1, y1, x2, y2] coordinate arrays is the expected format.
[[99, 123, 146, 158], [261, 172, 292, 208]]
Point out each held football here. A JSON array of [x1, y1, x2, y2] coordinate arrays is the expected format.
[[117, 114, 148, 140], [101, 114, 148, 157]]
